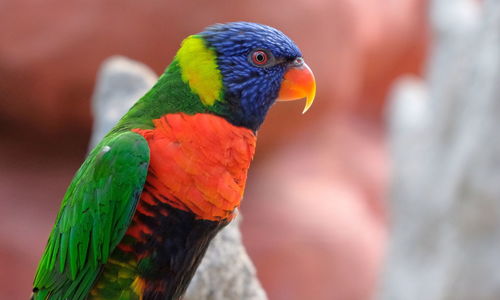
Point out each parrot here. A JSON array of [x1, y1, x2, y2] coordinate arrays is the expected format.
[[31, 21, 316, 300]]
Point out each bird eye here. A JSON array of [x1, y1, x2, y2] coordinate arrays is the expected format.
[[250, 50, 269, 66], [293, 57, 304, 66]]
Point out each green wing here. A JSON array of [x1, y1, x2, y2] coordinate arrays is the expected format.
[[32, 131, 150, 300]]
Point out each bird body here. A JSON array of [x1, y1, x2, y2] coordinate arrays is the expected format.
[[32, 22, 315, 300], [88, 113, 256, 300]]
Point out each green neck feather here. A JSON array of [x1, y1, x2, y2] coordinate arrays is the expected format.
[[113, 35, 228, 132], [114, 60, 207, 131]]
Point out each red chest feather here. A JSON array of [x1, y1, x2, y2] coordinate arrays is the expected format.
[[132, 113, 256, 221]]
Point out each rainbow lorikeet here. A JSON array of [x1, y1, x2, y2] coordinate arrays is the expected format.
[[32, 22, 316, 300]]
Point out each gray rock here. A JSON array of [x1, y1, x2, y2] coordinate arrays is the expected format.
[[378, 0, 500, 299], [89, 56, 267, 300], [185, 217, 267, 300], [89, 56, 158, 148]]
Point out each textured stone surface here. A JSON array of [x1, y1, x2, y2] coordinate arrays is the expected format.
[[89, 57, 267, 300], [88, 56, 157, 148], [379, 0, 500, 299], [185, 217, 267, 300]]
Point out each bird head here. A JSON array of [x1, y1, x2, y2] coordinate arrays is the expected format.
[[175, 22, 316, 131]]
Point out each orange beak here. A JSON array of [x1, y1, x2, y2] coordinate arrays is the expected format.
[[277, 58, 316, 113]]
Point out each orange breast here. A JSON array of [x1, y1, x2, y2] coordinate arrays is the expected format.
[[132, 113, 256, 221]]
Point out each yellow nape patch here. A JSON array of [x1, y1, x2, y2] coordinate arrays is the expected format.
[[176, 35, 223, 106]]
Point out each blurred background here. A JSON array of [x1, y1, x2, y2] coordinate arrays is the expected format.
[[0, 0, 432, 299]]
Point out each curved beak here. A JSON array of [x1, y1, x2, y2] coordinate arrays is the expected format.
[[277, 58, 316, 113]]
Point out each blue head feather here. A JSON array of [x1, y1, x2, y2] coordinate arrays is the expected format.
[[200, 22, 302, 131]]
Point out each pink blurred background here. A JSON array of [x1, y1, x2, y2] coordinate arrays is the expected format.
[[0, 1, 428, 299]]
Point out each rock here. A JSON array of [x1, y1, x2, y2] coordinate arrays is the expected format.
[[185, 217, 267, 300], [379, 0, 500, 299], [89, 56, 158, 149]]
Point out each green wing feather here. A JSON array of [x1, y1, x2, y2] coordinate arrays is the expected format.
[[32, 131, 150, 300]]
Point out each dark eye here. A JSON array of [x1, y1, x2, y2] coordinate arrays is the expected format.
[[251, 50, 269, 66]]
